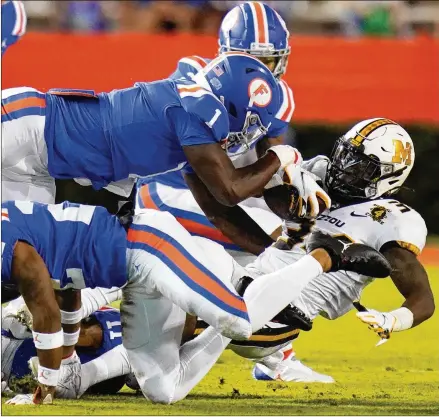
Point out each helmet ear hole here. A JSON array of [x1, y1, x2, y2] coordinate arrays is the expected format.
[[246, 68, 257, 74]]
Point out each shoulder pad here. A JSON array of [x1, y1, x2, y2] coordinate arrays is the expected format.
[[275, 80, 295, 123], [176, 82, 229, 142], [176, 56, 211, 80]]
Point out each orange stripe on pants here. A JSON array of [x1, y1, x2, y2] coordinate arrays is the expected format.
[[127, 228, 247, 314]]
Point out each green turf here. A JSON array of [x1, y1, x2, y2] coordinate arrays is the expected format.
[[3, 267, 439, 415]]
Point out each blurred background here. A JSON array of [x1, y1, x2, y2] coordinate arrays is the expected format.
[[2, 0, 439, 239], [20, 0, 439, 37]]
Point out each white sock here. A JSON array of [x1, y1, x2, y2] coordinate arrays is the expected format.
[[80, 287, 122, 318], [243, 255, 323, 333], [79, 344, 131, 396]]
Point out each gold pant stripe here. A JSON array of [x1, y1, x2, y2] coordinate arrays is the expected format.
[[193, 327, 300, 342]]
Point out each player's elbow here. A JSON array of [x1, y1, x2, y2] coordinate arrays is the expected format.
[[421, 297, 435, 322], [210, 187, 241, 207]]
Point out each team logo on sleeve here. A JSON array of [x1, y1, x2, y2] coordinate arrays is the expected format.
[[248, 78, 272, 107], [367, 204, 391, 224]]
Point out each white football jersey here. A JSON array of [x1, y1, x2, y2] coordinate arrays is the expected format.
[[246, 198, 427, 321]]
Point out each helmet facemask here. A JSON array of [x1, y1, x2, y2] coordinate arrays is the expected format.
[[221, 110, 270, 158], [325, 137, 405, 202]]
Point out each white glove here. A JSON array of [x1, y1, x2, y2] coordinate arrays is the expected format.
[[357, 307, 414, 337], [5, 388, 54, 405], [356, 309, 396, 340], [268, 145, 303, 168], [5, 394, 35, 405], [284, 165, 331, 218]]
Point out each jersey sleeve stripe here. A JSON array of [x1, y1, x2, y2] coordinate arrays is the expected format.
[[1, 97, 46, 115], [396, 240, 421, 256], [180, 56, 207, 73], [1, 209, 10, 221]]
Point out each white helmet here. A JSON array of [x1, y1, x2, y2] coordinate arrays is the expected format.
[[325, 117, 414, 202]]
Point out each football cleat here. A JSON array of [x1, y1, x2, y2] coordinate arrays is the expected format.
[[253, 351, 334, 383], [306, 231, 392, 277]]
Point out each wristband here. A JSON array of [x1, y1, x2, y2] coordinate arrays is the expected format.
[[390, 307, 414, 331], [61, 308, 83, 325], [37, 365, 59, 387], [32, 329, 64, 350], [63, 329, 80, 346]]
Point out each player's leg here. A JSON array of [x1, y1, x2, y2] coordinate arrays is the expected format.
[[129, 211, 391, 341], [252, 344, 334, 383], [80, 287, 122, 318], [1, 87, 55, 203], [136, 180, 241, 250], [128, 210, 327, 341], [120, 286, 231, 404], [136, 180, 282, 266]]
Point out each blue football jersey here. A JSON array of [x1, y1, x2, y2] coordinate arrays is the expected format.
[[78, 307, 123, 364], [4, 308, 123, 380], [137, 55, 295, 191], [1, 1, 26, 55], [1, 201, 127, 290], [43, 79, 229, 190]]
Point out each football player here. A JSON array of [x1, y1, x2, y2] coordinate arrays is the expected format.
[[136, 2, 298, 259], [1, 1, 26, 55], [2, 299, 127, 397], [224, 117, 434, 381], [1, 198, 390, 404], [1, 53, 310, 223]]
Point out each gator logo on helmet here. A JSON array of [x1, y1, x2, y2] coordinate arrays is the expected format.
[[248, 78, 272, 107], [367, 204, 391, 224]]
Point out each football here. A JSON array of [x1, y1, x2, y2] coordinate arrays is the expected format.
[[263, 184, 327, 221]]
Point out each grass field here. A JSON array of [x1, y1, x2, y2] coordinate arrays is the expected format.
[[3, 266, 439, 416]]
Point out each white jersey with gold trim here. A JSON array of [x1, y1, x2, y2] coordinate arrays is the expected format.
[[246, 198, 427, 321]]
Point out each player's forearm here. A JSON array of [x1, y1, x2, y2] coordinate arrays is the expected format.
[[384, 245, 435, 328], [13, 242, 64, 389], [207, 205, 274, 255], [56, 289, 82, 357], [225, 151, 280, 205], [185, 173, 274, 254]]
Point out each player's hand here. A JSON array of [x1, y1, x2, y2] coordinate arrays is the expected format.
[[5, 394, 35, 405], [268, 145, 303, 168], [284, 165, 331, 218], [356, 309, 396, 340]]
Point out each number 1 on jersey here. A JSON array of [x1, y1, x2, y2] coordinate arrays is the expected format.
[[206, 109, 222, 128]]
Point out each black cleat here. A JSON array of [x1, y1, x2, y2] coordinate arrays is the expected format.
[[306, 231, 392, 278]]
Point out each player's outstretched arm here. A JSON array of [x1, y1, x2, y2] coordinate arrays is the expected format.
[[183, 142, 283, 207], [11, 241, 63, 404], [382, 244, 435, 327], [184, 172, 274, 255]]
